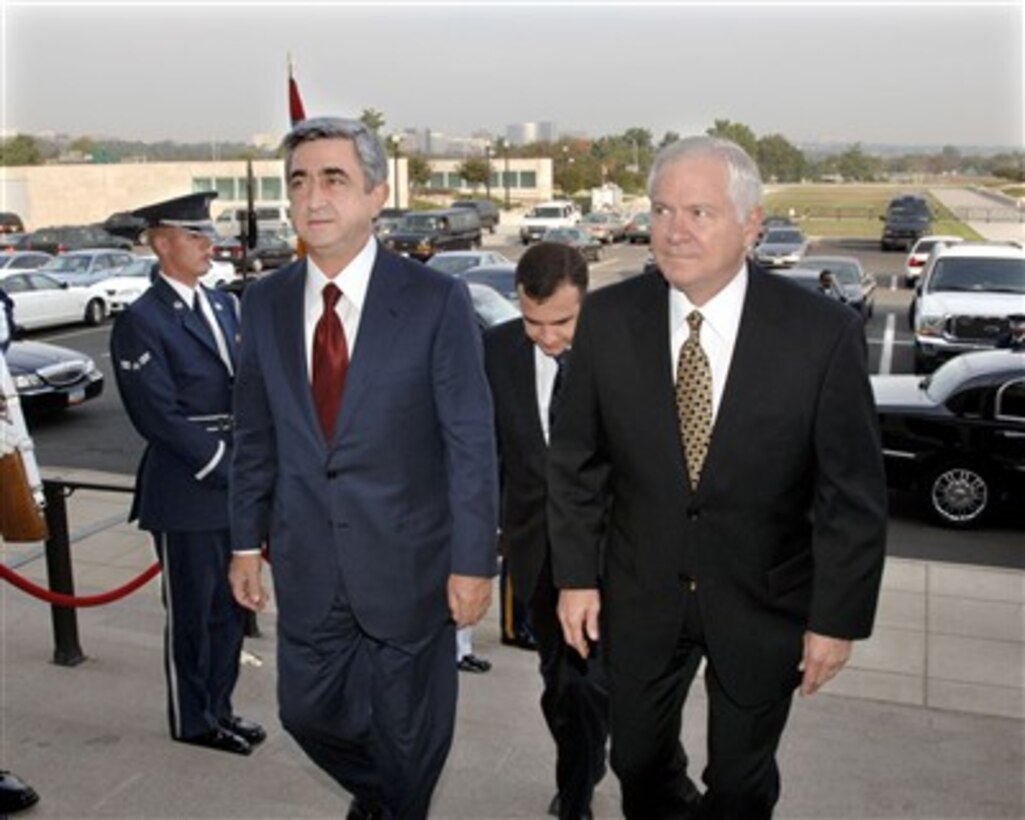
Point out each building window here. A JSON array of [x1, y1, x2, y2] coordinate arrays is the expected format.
[[519, 171, 537, 189], [261, 177, 283, 201], [446, 172, 464, 188], [429, 172, 446, 189], [192, 178, 214, 193], [214, 177, 236, 200]]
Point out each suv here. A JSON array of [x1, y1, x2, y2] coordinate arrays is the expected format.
[[382, 208, 482, 261], [20, 225, 133, 254], [880, 195, 933, 251], [452, 199, 500, 234], [214, 206, 291, 240], [911, 241, 1025, 372], [520, 200, 580, 244]]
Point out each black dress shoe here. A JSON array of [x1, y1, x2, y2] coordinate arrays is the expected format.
[[501, 631, 539, 651], [457, 654, 492, 673], [547, 793, 593, 819], [0, 770, 40, 814], [346, 796, 386, 819], [177, 727, 252, 755], [220, 715, 267, 746]]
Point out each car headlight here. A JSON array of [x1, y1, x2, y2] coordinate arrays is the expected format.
[[82, 357, 97, 374], [916, 316, 945, 337], [13, 373, 43, 390]]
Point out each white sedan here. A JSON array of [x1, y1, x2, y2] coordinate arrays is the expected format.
[[0, 269, 107, 329], [426, 250, 513, 276], [96, 255, 239, 313]]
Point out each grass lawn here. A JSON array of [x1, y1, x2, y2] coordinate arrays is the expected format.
[[764, 185, 983, 240]]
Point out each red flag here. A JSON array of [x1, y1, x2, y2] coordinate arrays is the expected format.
[[289, 61, 306, 126]]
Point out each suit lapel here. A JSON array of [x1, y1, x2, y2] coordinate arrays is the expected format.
[[697, 266, 781, 498], [151, 277, 220, 360], [271, 260, 322, 438], [512, 332, 547, 451], [332, 253, 409, 445], [206, 287, 239, 366], [629, 273, 692, 494]]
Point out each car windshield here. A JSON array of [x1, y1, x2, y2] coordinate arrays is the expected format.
[[765, 230, 803, 244], [927, 258, 1025, 294], [819, 263, 859, 284], [41, 256, 91, 272], [117, 258, 156, 278], [583, 213, 609, 224], [631, 213, 650, 225], [0, 254, 16, 268], [401, 215, 441, 231], [469, 284, 520, 326], [531, 207, 565, 219], [460, 269, 516, 296], [428, 255, 480, 275], [546, 229, 577, 241]]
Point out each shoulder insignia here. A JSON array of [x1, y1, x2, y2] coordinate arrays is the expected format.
[[119, 351, 152, 371]]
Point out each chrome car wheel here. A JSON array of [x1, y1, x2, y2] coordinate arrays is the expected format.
[[928, 465, 990, 527]]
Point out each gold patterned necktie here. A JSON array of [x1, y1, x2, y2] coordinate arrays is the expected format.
[[675, 310, 712, 489]]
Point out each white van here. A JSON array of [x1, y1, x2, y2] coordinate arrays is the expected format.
[[519, 200, 580, 244]]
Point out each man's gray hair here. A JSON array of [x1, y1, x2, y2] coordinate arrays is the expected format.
[[281, 117, 389, 192], [647, 135, 763, 222]]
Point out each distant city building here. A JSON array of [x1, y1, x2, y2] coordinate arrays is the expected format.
[[249, 133, 279, 150], [538, 121, 558, 143]]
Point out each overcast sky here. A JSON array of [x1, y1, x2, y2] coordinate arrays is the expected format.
[[1, 1, 1021, 149]]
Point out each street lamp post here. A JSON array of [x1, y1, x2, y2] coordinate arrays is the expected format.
[[484, 142, 492, 201], [389, 134, 401, 210], [499, 138, 511, 209]]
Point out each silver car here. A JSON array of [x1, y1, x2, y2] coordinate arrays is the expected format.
[[754, 228, 808, 268]]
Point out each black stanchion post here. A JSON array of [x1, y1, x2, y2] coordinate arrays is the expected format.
[[42, 481, 85, 666]]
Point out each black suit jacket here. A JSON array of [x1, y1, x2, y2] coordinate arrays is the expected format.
[[484, 319, 551, 600], [548, 265, 887, 706]]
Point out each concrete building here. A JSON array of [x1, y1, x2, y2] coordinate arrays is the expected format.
[[1, 154, 554, 230]]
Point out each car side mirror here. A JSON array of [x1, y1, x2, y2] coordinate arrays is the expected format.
[[60, 281, 69, 289]]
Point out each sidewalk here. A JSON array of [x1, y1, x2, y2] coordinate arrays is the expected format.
[[1, 471, 1022, 819]]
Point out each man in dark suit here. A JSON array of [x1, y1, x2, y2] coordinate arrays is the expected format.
[[484, 242, 608, 820], [228, 117, 498, 820], [110, 192, 265, 755], [549, 136, 887, 820]]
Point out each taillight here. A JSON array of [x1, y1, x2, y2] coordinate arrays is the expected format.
[[58, 244, 69, 253], [910, 258, 924, 267]]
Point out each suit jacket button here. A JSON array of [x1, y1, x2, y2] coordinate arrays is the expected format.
[[326, 469, 340, 479], [687, 507, 700, 521]]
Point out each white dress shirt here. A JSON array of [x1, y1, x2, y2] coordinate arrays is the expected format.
[[303, 236, 377, 381], [534, 345, 562, 444], [668, 264, 748, 422]]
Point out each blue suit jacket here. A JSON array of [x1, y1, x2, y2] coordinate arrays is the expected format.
[[111, 277, 240, 532], [230, 247, 498, 642]]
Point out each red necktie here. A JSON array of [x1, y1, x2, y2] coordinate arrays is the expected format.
[[312, 283, 348, 441]]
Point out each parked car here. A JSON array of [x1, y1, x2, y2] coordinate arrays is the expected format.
[[452, 199, 501, 234], [580, 211, 626, 244], [541, 226, 602, 263], [98, 255, 238, 312], [213, 232, 295, 273], [911, 241, 1025, 372], [0, 212, 25, 235], [38, 249, 135, 286], [0, 251, 53, 271], [213, 205, 291, 240], [0, 270, 107, 329], [454, 263, 518, 303], [5, 339, 104, 414], [383, 209, 482, 260], [426, 250, 513, 276], [374, 208, 408, 239], [753, 228, 808, 268], [770, 268, 851, 308], [871, 349, 1025, 527], [794, 255, 876, 321], [903, 234, 963, 287], [624, 212, 651, 244], [880, 196, 933, 251], [757, 214, 797, 242], [19, 224, 134, 254]]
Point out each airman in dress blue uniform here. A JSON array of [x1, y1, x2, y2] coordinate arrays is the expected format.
[[110, 192, 265, 755]]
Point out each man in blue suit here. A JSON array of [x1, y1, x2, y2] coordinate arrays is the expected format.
[[110, 192, 265, 755], [228, 118, 498, 820]]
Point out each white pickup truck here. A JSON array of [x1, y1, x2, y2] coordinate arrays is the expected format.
[[519, 200, 581, 244]]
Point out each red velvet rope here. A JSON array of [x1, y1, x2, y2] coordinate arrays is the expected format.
[[0, 561, 162, 608]]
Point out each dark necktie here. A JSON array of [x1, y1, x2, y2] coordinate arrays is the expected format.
[[312, 283, 349, 441], [675, 310, 712, 489], [548, 352, 568, 431], [193, 291, 233, 375]]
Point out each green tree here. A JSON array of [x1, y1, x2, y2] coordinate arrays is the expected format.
[[407, 154, 432, 192], [659, 130, 681, 149], [622, 127, 653, 152], [457, 157, 491, 192], [706, 119, 758, 157], [756, 133, 806, 182], [836, 143, 879, 182], [359, 108, 386, 134], [0, 134, 42, 166]]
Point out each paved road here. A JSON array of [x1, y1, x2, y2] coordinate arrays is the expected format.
[[930, 187, 1025, 242], [22, 236, 1024, 569]]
